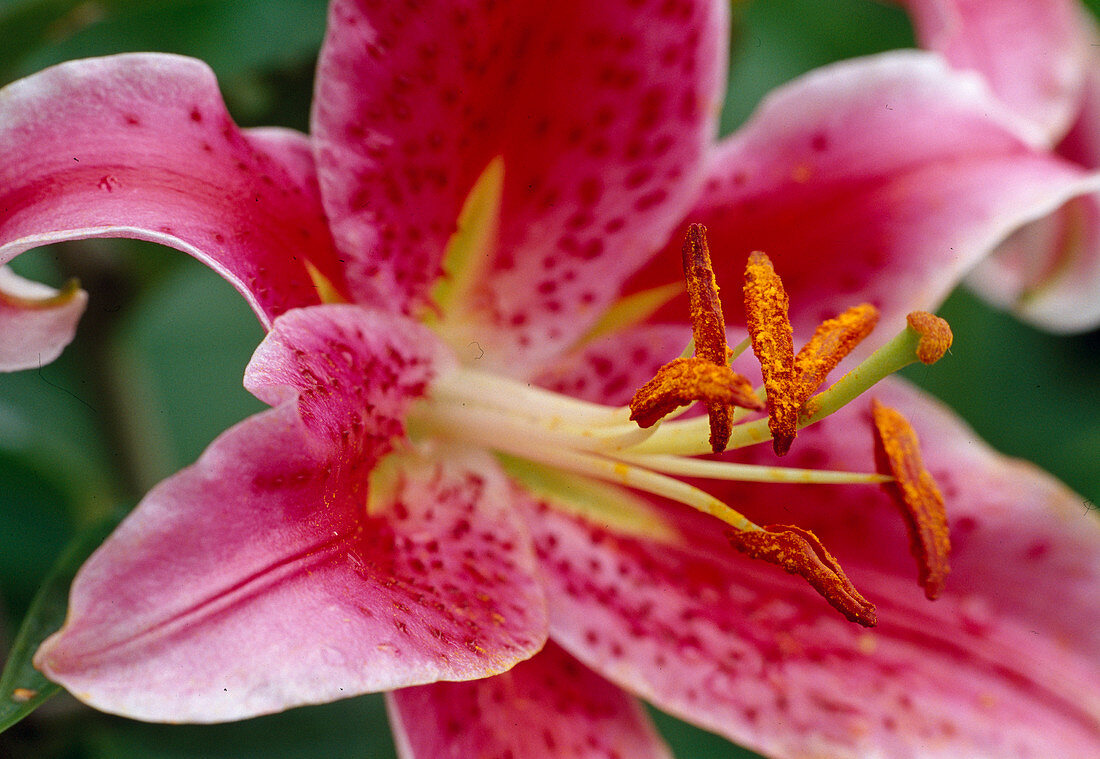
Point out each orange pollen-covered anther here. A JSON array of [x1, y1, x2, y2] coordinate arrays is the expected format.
[[728, 524, 877, 627], [792, 303, 879, 408], [682, 223, 728, 366], [906, 311, 953, 365], [629, 357, 763, 428], [871, 399, 951, 600], [743, 251, 797, 456], [628, 224, 760, 453]]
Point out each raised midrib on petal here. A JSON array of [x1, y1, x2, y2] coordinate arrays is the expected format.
[[62, 528, 361, 664]]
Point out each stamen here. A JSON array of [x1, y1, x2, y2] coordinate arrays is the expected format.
[[800, 311, 954, 424], [631, 312, 955, 457], [683, 223, 737, 452], [743, 251, 797, 456], [628, 224, 758, 453], [871, 399, 951, 600], [792, 303, 879, 407], [629, 357, 762, 429], [906, 311, 953, 364], [418, 366, 881, 625], [727, 524, 877, 626], [613, 453, 891, 485]]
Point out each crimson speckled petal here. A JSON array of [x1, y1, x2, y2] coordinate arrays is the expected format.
[[625, 52, 1100, 343], [389, 643, 671, 759], [0, 54, 346, 336], [898, 0, 1091, 142], [968, 64, 1100, 332], [530, 378, 1100, 759], [35, 306, 547, 722], [311, 0, 726, 372]]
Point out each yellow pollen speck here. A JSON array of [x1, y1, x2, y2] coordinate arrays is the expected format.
[[11, 688, 37, 703], [857, 633, 878, 655], [791, 163, 813, 183], [979, 693, 997, 709]]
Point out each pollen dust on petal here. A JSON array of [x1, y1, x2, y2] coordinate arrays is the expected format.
[[871, 399, 951, 600], [743, 251, 797, 456]]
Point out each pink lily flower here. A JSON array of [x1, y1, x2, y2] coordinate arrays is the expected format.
[[898, 0, 1100, 331], [1, 1, 1098, 757]]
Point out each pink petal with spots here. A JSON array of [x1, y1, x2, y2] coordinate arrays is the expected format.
[[967, 64, 1100, 332], [36, 306, 547, 722], [625, 51, 1100, 341], [312, 0, 726, 370], [0, 54, 346, 330], [534, 324, 691, 405], [529, 378, 1100, 758], [898, 0, 1092, 142], [0, 267, 87, 371], [244, 304, 453, 446], [388, 642, 671, 759]]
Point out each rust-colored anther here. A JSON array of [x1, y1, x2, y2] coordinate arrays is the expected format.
[[680, 223, 736, 451], [743, 251, 797, 456], [630, 357, 763, 429], [906, 311, 953, 365], [871, 399, 951, 600], [728, 524, 877, 626], [792, 303, 879, 408]]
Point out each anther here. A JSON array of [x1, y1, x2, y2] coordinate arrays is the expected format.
[[728, 524, 877, 626], [629, 224, 759, 452], [743, 251, 797, 456], [792, 303, 879, 408], [630, 357, 762, 429], [871, 399, 951, 599], [906, 311, 953, 364]]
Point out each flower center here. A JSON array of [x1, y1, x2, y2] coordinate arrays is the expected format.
[[407, 224, 954, 627]]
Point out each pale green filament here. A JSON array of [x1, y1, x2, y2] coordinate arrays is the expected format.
[[410, 319, 932, 534]]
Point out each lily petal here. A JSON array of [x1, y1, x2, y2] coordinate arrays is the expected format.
[[626, 51, 1100, 341], [0, 53, 345, 333], [528, 378, 1100, 758], [898, 0, 1092, 142], [967, 63, 1100, 332], [312, 0, 726, 370], [0, 267, 87, 371], [36, 306, 547, 722], [388, 642, 671, 759]]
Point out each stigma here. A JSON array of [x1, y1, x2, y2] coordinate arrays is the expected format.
[[409, 225, 953, 627]]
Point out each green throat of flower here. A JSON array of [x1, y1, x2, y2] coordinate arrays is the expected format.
[[407, 222, 952, 629]]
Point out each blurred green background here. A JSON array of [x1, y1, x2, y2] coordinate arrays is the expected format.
[[0, 0, 1096, 757]]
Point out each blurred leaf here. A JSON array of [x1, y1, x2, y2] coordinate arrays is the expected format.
[[651, 707, 765, 759], [112, 251, 266, 485], [723, 0, 913, 133], [0, 0, 177, 83], [0, 456, 72, 621], [85, 694, 397, 759], [0, 352, 119, 525], [7, 0, 328, 110], [0, 511, 121, 734]]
